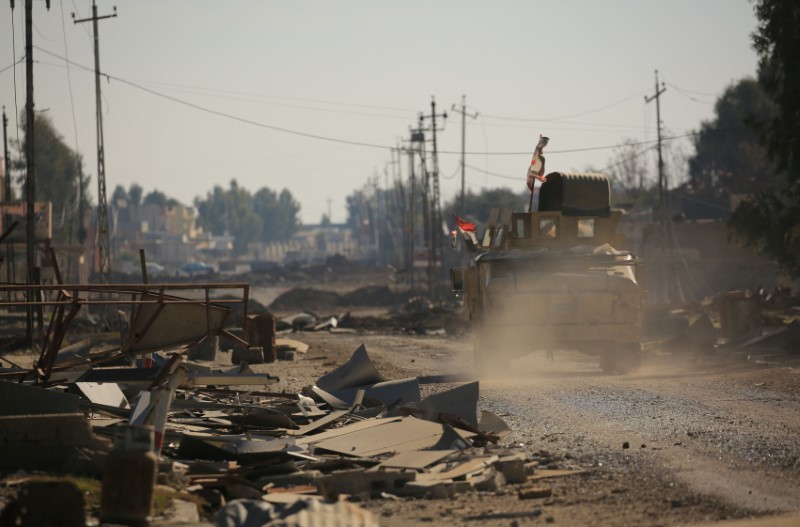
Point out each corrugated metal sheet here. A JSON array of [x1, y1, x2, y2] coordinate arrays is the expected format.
[[538, 172, 611, 217]]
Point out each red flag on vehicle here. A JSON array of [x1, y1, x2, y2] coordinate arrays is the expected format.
[[452, 213, 480, 252], [453, 214, 476, 232], [526, 135, 550, 191]]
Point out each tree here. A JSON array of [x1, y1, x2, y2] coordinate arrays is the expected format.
[[752, 0, 800, 181], [128, 183, 143, 206], [688, 78, 777, 194], [16, 113, 91, 243], [111, 184, 127, 204], [195, 180, 264, 254], [142, 190, 168, 207], [728, 0, 800, 278], [252, 187, 300, 242], [607, 139, 651, 196]]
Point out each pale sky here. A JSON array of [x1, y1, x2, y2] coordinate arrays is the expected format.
[[1, 1, 759, 224]]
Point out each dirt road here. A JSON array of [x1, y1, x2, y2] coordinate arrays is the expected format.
[[277, 332, 800, 526]]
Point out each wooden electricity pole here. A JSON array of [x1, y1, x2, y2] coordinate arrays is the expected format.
[[24, 0, 42, 344], [645, 69, 674, 303], [3, 107, 15, 294], [451, 95, 478, 212]]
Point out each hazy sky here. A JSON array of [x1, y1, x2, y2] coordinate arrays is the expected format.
[[1, 1, 759, 224]]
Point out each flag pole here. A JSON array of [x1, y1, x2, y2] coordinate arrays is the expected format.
[[526, 135, 549, 214]]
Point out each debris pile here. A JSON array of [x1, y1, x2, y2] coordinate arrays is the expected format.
[[272, 304, 466, 336], [0, 340, 563, 524], [645, 289, 800, 361]]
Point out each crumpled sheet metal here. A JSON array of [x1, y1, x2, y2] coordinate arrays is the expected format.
[[315, 344, 385, 392], [312, 377, 420, 409], [417, 381, 479, 427], [478, 410, 511, 439]]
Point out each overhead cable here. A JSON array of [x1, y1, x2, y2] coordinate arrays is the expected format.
[[33, 46, 718, 157], [481, 91, 648, 122]]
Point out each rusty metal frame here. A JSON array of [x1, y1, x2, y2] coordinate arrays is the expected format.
[[0, 281, 251, 383]]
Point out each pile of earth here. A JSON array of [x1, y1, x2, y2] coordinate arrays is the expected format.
[[269, 285, 403, 311], [248, 255, 384, 287]]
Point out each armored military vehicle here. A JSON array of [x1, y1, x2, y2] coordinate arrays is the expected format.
[[451, 172, 645, 373]]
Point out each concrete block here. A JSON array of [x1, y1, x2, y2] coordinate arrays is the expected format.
[[496, 456, 528, 484]]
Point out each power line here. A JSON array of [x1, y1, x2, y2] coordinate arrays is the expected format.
[[473, 119, 663, 133], [59, 0, 82, 218], [0, 57, 26, 75], [481, 91, 648, 122], [599, 144, 655, 174], [48, 45, 400, 151], [660, 77, 719, 97], [463, 163, 518, 181], [664, 80, 714, 105], [87, 74, 419, 117], [31, 46, 724, 157]]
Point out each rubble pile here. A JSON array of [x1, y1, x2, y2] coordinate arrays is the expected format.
[[0, 342, 562, 525], [269, 308, 465, 336], [645, 290, 800, 362]]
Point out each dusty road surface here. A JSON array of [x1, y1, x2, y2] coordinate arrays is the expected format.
[[272, 331, 800, 527]]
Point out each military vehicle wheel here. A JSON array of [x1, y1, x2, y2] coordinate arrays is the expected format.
[[599, 343, 641, 373]]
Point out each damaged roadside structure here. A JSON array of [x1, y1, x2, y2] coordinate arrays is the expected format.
[[452, 172, 646, 373]]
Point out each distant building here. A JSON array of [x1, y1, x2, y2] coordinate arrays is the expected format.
[[110, 198, 208, 271], [247, 224, 361, 265]]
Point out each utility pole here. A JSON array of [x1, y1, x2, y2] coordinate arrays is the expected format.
[[2, 108, 9, 204], [406, 135, 420, 290], [24, 0, 50, 344], [74, 1, 116, 282], [645, 69, 671, 303], [451, 95, 478, 211], [645, 70, 666, 224], [419, 97, 447, 293], [2, 107, 14, 292]]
